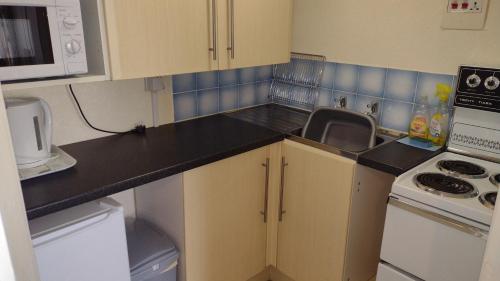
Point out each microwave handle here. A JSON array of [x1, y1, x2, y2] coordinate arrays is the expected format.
[[39, 99, 52, 152]]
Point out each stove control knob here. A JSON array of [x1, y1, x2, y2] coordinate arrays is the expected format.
[[466, 74, 481, 88], [484, 76, 500, 91]]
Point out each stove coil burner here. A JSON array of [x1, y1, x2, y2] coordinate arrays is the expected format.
[[491, 174, 500, 188], [479, 192, 497, 210], [414, 173, 479, 198], [437, 160, 489, 179]]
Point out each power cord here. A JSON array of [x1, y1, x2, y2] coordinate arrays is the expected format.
[[68, 84, 146, 135]]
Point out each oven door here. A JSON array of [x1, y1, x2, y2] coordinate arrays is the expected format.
[[380, 196, 488, 281], [0, 1, 64, 81]]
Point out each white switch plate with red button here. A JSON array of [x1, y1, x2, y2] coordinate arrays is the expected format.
[[442, 0, 489, 30]]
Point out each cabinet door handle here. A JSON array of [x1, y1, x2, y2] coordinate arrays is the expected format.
[[227, 0, 235, 59], [279, 157, 288, 222], [260, 158, 270, 223], [209, 0, 217, 60]]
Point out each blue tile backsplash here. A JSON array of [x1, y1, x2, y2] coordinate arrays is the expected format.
[[173, 66, 273, 121], [172, 61, 456, 133], [317, 62, 456, 133]]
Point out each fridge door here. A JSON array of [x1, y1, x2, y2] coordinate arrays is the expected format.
[[380, 196, 488, 281], [377, 263, 420, 281], [30, 198, 131, 281]]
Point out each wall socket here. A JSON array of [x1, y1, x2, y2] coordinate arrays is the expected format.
[[442, 0, 489, 30]]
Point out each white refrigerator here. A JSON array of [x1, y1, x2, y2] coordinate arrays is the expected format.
[[29, 198, 131, 281]]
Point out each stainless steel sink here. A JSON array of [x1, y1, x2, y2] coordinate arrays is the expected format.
[[301, 108, 380, 153]]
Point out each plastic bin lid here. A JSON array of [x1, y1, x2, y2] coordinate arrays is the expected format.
[[126, 219, 178, 272]]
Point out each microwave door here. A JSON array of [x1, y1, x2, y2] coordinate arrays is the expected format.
[[0, 4, 64, 81]]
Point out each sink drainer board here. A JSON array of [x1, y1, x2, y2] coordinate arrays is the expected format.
[[269, 52, 326, 110], [302, 108, 378, 153]]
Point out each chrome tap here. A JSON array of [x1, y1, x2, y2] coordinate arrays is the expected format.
[[366, 102, 380, 122], [335, 96, 347, 109]]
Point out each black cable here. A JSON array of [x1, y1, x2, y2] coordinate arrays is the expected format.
[[68, 84, 146, 135]]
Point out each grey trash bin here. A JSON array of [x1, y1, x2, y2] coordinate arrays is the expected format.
[[126, 219, 179, 281]]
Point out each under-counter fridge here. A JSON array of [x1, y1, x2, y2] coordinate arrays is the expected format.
[[29, 198, 131, 281]]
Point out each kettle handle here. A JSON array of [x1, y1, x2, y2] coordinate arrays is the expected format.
[[39, 99, 52, 153]]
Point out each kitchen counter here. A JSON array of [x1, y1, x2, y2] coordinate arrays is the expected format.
[[22, 103, 442, 220], [224, 103, 310, 134], [22, 114, 284, 219], [358, 141, 444, 176]]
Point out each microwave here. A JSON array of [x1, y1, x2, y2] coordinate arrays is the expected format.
[[0, 0, 87, 81]]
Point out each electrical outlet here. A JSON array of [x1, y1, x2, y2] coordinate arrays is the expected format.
[[442, 0, 489, 30], [144, 77, 166, 92], [447, 0, 482, 13]]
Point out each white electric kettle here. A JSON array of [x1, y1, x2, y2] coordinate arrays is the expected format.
[[5, 97, 53, 168]]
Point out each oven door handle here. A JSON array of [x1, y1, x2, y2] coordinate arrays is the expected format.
[[389, 197, 489, 240]]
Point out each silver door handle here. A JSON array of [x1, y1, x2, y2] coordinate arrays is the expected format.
[[209, 0, 217, 60], [227, 0, 235, 59], [389, 197, 488, 239], [260, 158, 270, 223], [279, 157, 288, 222]]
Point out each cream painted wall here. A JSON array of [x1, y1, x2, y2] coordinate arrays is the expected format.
[[3, 78, 175, 218], [292, 0, 500, 74]]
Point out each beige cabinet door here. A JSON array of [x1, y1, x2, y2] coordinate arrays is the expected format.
[[219, 0, 292, 70], [276, 140, 356, 281], [103, 0, 217, 80], [183, 147, 270, 281]]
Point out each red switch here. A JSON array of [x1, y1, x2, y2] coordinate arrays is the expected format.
[[451, 2, 459, 9], [462, 1, 470, 9]]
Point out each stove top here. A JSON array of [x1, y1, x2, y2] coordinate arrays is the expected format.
[[414, 173, 479, 198], [480, 192, 497, 210], [437, 160, 489, 179], [490, 174, 500, 188], [392, 152, 499, 226]]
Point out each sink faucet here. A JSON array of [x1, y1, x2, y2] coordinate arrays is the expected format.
[[366, 102, 380, 122], [334, 96, 347, 109]]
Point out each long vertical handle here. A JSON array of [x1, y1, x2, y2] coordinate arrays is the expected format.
[[209, 0, 217, 60], [279, 157, 288, 222], [260, 158, 270, 223], [227, 0, 235, 59]]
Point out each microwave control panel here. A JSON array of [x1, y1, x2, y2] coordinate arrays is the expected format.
[[56, 1, 88, 75], [455, 66, 500, 113]]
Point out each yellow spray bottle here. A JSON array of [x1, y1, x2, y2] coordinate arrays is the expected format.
[[428, 83, 452, 146]]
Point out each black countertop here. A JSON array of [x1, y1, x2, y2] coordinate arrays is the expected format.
[[22, 114, 284, 219], [358, 141, 443, 176], [22, 104, 442, 219]]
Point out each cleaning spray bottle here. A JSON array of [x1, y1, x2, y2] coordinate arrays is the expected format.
[[428, 83, 452, 146], [409, 96, 431, 142]]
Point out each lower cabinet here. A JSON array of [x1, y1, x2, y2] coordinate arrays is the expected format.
[[136, 145, 275, 281], [182, 146, 269, 281], [276, 140, 356, 281], [136, 140, 394, 281]]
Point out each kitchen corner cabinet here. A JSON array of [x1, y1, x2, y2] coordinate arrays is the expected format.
[[136, 140, 393, 281], [276, 140, 356, 281], [103, 0, 292, 80]]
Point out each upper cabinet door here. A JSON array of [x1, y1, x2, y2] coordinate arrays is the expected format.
[[219, 0, 292, 70], [103, 0, 216, 80]]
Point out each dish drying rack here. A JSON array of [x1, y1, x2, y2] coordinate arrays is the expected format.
[[269, 52, 326, 110]]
